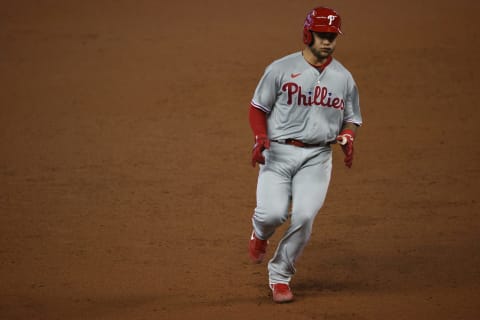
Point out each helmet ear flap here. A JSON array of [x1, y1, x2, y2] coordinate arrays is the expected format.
[[303, 28, 313, 45]]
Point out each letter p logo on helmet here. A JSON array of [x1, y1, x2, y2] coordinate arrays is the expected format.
[[327, 15, 337, 25]]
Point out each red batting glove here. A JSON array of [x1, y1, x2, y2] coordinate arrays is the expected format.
[[336, 129, 355, 168], [251, 134, 270, 167]]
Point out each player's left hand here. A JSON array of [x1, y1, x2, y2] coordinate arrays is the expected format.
[[251, 134, 270, 167], [336, 129, 355, 168]]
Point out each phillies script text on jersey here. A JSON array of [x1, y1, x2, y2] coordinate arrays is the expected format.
[[282, 82, 345, 110]]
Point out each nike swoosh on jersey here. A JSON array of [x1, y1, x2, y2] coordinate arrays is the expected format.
[[291, 73, 302, 78]]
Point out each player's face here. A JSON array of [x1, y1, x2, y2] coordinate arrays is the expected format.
[[310, 32, 337, 60]]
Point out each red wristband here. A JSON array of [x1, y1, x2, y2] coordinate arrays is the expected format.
[[339, 128, 355, 138]]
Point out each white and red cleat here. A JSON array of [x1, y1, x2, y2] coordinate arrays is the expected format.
[[271, 283, 294, 303]]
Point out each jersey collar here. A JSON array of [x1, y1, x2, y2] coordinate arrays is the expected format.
[[302, 52, 333, 72]]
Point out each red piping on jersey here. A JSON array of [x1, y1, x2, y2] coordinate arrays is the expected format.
[[249, 104, 268, 137]]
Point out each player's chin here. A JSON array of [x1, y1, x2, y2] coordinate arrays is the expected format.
[[313, 47, 333, 56], [314, 50, 331, 60], [320, 48, 333, 55]]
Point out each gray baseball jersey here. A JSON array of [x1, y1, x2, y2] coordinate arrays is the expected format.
[[251, 52, 362, 144]]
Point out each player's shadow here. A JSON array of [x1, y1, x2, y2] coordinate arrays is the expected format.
[[293, 278, 365, 298]]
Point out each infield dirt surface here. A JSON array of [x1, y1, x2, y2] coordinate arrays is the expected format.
[[1, 1, 479, 319]]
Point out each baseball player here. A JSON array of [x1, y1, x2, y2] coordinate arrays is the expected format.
[[247, 7, 363, 303]]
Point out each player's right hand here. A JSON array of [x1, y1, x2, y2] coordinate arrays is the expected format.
[[251, 134, 270, 167]]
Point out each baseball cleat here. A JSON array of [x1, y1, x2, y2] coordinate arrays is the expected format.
[[271, 283, 294, 303], [248, 231, 268, 263]]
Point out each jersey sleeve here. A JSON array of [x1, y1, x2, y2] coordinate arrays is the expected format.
[[251, 65, 279, 114], [343, 74, 363, 125]]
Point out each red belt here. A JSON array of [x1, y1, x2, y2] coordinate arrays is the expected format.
[[271, 139, 326, 148]]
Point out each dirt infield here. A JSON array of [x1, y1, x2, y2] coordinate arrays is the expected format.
[[1, 1, 479, 319]]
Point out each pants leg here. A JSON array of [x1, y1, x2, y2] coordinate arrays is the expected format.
[[268, 148, 332, 284], [251, 162, 291, 241]]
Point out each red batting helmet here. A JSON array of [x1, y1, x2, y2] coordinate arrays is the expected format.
[[303, 7, 343, 45]]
